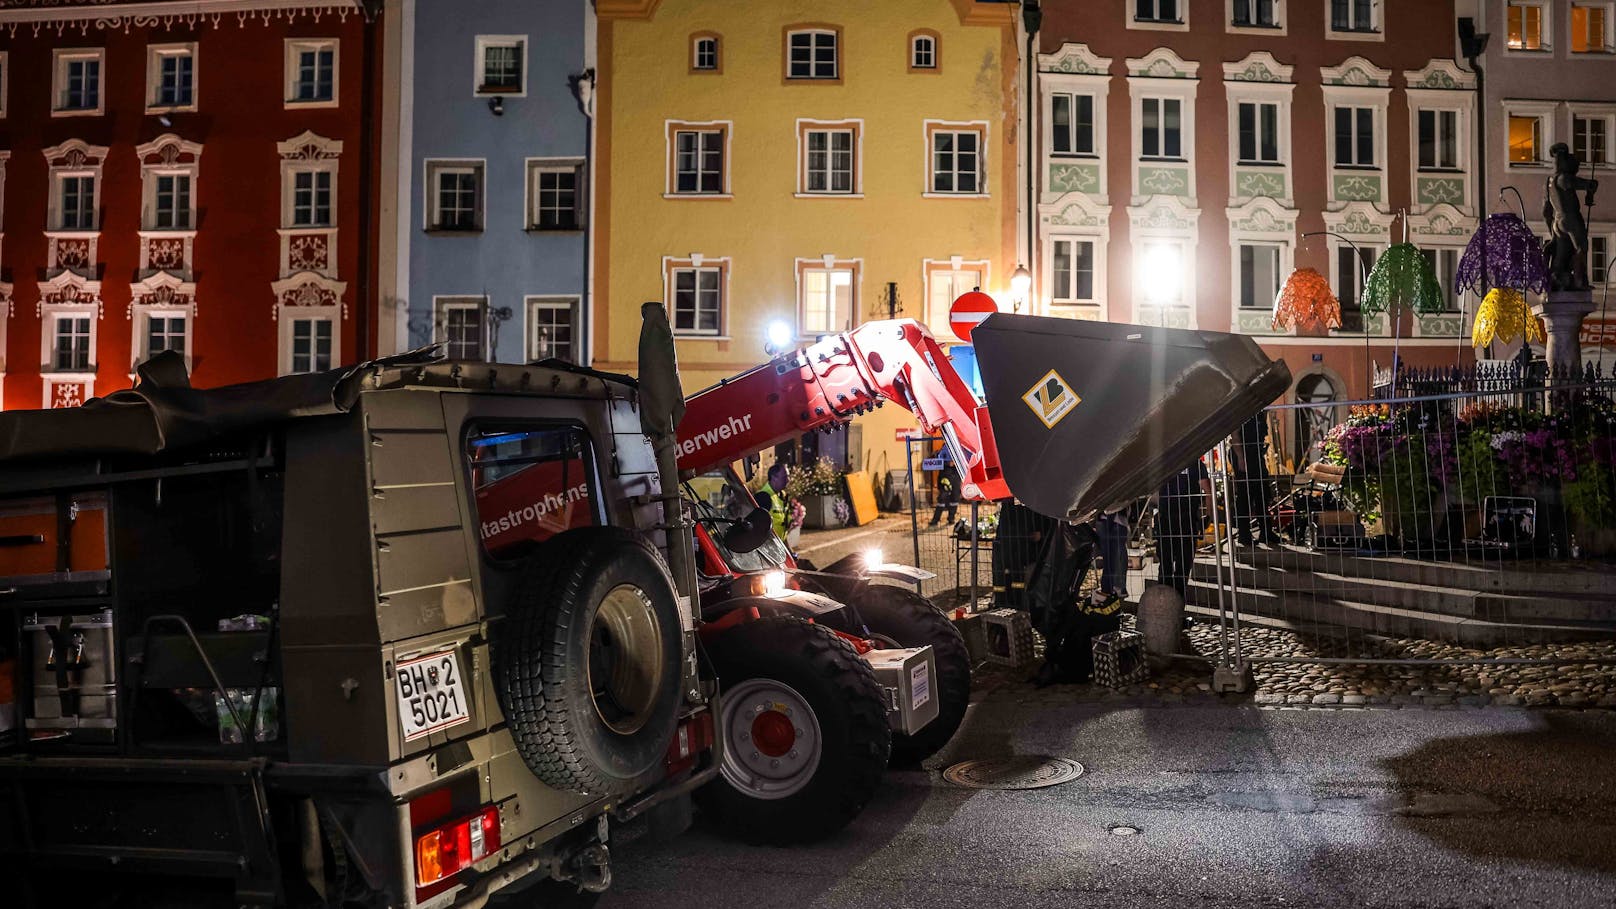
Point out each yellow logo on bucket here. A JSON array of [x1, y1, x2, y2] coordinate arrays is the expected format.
[[1022, 369, 1080, 429]]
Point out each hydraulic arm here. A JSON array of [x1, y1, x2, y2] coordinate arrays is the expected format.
[[675, 319, 1010, 501]]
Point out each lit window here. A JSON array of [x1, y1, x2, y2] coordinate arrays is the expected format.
[[926, 262, 987, 330], [1573, 3, 1613, 53], [1574, 114, 1612, 165], [800, 265, 854, 334], [54, 50, 103, 114], [1330, 0, 1377, 33], [1139, 242, 1186, 305], [287, 40, 337, 104], [1418, 109, 1460, 170], [1136, 0, 1182, 23], [153, 174, 192, 229], [1233, 0, 1279, 27], [692, 35, 719, 71], [803, 128, 855, 194], [787, 29, 838, 80], [478, 37, 525, 94], [1509, 114, 1544, 164], [529, 162, 582, 230], [1333, 106, 1376, 167], [1508, 2, 1549, 50], [437, 300, 487, 361], [1239, 244, 1282, 309], [911, 34, 937, 69], [291, 170, 333, 227], [53, 316, 92, 371], [672, 266, 723, 335], [930, 128, 983, 193], [1141, 98, 1183, 160], [59, 175, 96, 230], [289, 318, 332, 373], [427, 161, 483, 231], [527, 298, 578, 363], [673, 128, 726, 194], [1052, 93, 1096, 156], [144, 314, 187, 360], [1238, 101, 1280, 164], [1051, 239, 1096, 303]]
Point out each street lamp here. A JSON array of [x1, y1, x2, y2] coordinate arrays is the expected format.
[[1010, 264, 1032, 312]]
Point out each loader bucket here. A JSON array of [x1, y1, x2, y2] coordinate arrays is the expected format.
[[971, 314, 1291, 522]]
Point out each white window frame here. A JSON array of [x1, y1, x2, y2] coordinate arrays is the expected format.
[[796, 119, 863, 197], [664, 120, 732, 198], [1229, 0, 1285, 34], [526, 157, 586, 230], [1505, 0, 1553, 54], [1504, 99, 1558, 169], [1126, 52, 1200, 203], [663, 255, 730, 337], [1225, 58, 1296, 205], [924, 121, 989, 199], [1128, 197, 1201, 328], [434, 296, 490, 361], [474, 35, 528, 97], [49, 312, 95, 373], [423, 159, 485, 232], [282, 163, 337, 229], [138, 308, 191, 363], [1591, 230, 1615, 285], [525, 296, 581, 363], [1570, 104, 1616, 167], [923, 257, 992, 337], [795, 256, 861, 336], [1048, 236, 1101, 307], [786, 29, 839, 80], [692, 35, 719, 72], [146, 43, 198, 113], [1039, 59, 1113, 202], [51, 170, 99, 232], [280, 313, 337, 375], [1226, 199, 1298, 335], [1322, 78, 1390, 205], [1049, 90, 1100, 159], [52, 48, 105, 117], [284, 39, 339, 109], [143, 168, 197, 232], [1129, 0, 1189, 31], [1571, 2, 1616, 54], [1141, 96, 1187, 162], [911, 34, 938, 69], [1325, 0, 1384, 41]]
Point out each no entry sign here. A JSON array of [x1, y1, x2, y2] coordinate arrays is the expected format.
[[949, 291, 999, 342]]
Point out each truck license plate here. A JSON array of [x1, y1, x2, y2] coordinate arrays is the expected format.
[[396, 648, 470, 742]]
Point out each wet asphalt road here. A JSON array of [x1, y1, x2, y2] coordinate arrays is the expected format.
[[601, 695, 1616, 909]]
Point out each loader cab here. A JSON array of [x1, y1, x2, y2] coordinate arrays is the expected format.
[[685, 467, 794, 577]]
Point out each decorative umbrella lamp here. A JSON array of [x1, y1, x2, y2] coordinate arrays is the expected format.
[[1456, 207, 1551, 348], [1271, 267, 1341, 333], [1359, 235, 1445, 376]]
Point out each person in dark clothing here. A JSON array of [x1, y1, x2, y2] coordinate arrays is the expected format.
[[1230, 414, 1279, 547], [1093, 507, 1129, 608], [992, 499, 1055, 610], [929, 457, 960, 527], [1156, 458, 1213, 601]]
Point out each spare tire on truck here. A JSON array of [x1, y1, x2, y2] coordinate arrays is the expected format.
[[497, 528, 684, 797], [700, 616, 890, 844], [852, 584, 972, 766]]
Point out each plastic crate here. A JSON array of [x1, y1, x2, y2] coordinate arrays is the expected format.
[[1092, 630, 1149, 689], [981, 608, 1035, 667]]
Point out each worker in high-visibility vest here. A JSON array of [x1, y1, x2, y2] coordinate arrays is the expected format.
[[753, 461, 791, 541]]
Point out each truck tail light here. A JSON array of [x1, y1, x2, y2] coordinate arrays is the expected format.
[[664, 710, 715, 775], [415, 806, 500, 887]]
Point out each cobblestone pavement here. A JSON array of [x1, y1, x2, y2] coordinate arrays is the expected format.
[[968, 615, 1616, 711]]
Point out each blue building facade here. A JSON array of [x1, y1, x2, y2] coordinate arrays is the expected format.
[[398, 0, 594, 365]]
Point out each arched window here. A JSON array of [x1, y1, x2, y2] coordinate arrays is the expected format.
[[1293, 372, 1341, 466], [910, 31, 939, 71], [691, 33, 720, 73]]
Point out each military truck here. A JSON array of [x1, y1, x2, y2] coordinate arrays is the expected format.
[[0, 345, 716, 907]]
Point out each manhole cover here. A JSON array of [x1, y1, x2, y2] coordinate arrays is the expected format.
[[1109, 825, 1140, 836], [942, 756, 1084, 790]]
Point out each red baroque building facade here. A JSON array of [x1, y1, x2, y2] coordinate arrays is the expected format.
[[0, 0, 379, 409]]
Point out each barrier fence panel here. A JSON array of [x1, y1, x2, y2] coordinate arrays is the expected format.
[[912, 368, 1616, 692]]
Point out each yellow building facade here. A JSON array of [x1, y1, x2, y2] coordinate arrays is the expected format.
[[595, 0, 1020, 479]]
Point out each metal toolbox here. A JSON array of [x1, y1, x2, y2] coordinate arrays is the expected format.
[[23, 608, 117, 743], [865, 646, 939, 736]]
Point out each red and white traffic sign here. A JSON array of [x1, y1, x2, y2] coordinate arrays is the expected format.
[[948, 291, 999, 343]]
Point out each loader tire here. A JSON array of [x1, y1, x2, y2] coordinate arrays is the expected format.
[[853, 584, 972, 766], [497, 528, 684, 797], [700, 616, 890, 844]]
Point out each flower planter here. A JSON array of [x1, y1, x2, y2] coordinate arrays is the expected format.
[[801, 494, 841, 529]]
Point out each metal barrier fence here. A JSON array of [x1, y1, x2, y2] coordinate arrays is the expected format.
[[907, 373, 1616, 681]]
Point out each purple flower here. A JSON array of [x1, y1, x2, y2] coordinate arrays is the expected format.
[[1457, 212, 1551, 296]]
